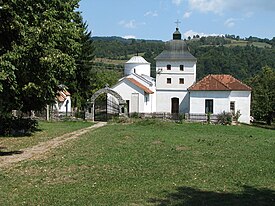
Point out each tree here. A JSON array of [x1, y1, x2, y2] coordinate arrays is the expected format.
[[248, 67, 275, 125], [68, 19, 96, 110], [0, 0, 82, 117]]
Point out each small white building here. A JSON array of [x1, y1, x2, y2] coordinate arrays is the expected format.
[[109, 56, 156, 114], [189, 74, 251, 123], [107, 27, 252, 123], [55, 89, 72, 113]]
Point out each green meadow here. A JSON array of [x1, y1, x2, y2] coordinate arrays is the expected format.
[[0, 120, 274, 205]]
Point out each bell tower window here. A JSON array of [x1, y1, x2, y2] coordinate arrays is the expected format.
[[167, 64, 171, 70], [180, 65, 184, 71]]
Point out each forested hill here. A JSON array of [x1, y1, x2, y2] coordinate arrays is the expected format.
[[92, 35, 275, 81]]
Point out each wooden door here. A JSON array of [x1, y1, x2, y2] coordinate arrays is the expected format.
[[171, 97, 179, 114]]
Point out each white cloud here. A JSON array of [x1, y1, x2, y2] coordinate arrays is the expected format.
[[183, 29, 223, 38], [119, 20, 137, 29], [172, 0, 183, 6], [224, 18, 236, 28], [224, 18, 244, 28], [144, 11, 158, 17], [123, 35, 136, 39], [245, 11, 254, 18], [187, 0, 275, 14], [183, 11, 192, 18], [188, 0, 225, 14]]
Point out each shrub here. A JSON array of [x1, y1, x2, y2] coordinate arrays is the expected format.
[[233, 110, 241, 123], [207, 112, 211, 124], [178, 113, 185, 124], [217, 111, 232, 125], [0, 116, 38, 136], [130, 112, 140, 118]]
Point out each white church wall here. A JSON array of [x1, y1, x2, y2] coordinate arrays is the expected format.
[[156, 60, 196, 90], [189, 91, 251, 124], [230, 91, 251, 124], [189, 91, 230, 114], [143, 92, 156, 113], [125, 63, 151, 77], [156, 60, 196, 73], [112, 80, 156, 114], [112, 81, 143, 113], [156, 73, 196, 90], [156, 90, 189, 113], [57, 96, 71, 113]]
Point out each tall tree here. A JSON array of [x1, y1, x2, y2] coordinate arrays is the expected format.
[[248, 67, 275, 125], [0, 0, 82, 116], [69, 20, 96, 110]]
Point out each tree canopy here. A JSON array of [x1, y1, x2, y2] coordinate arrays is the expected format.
[[0, 0, 83, 116], [247, 67, 275, 124]]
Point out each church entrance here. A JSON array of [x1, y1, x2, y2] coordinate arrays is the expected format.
[[171, 97, 179, 119]]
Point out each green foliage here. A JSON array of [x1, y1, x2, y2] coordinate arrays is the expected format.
[[92, 36, 275, 82], [217, 111, 233, 125], [247, 67, 275, 124], [68, 20, 96, 109], [0, 116, 37, 136], [207, 112, 211, 124], [233, 110, 241, 123], [0, 0, 82, 116]]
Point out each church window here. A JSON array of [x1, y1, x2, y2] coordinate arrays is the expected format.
[[179, 78, 184, 84], [167, 78, 171, 84], [205, 99, 213, 114], [167, 64, 171, 70], [230, 101, 235, 114], [145, 94, 149, 105], [180, 65, 184, 71]]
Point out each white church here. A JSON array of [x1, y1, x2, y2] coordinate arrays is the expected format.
[[104, 27, 252, 124]]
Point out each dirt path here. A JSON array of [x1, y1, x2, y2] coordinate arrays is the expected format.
[[0, 122, 107, 169]]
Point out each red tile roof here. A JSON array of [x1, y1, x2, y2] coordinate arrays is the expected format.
[[126, 78, 154, 94], [56, 90, 70, 102], [188, 74, 252, 91]]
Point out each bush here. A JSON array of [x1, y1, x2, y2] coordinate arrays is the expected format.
[[130, 112, 140, 118], [217, 111, 232, 125], [233, 110, 241, 123], [0, 116, 38, 136]]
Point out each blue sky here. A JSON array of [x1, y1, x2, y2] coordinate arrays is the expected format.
[[79, 0, 275, 41]]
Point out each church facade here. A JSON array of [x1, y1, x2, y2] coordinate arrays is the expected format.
[[108, 28, 251, 124]]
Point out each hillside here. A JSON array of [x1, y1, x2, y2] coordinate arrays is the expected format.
[[91, 36, 275, 81]]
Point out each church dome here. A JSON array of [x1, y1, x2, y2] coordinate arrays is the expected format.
[[124, 56, 151, 77], [155, 27, 196, 61], [126, 56, 149, 64], [165, 39, 188, 52]]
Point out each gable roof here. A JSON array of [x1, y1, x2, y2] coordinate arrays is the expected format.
[[126, 78, 154, 94], [56, 90, 70, 102], [188, 74, 252, 91]]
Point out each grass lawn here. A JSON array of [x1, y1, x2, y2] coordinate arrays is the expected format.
[[0, 121, 93, 152], [0, 120, 274, 205]]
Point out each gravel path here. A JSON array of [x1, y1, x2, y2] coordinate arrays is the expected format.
[[0, 122, 107, 169]]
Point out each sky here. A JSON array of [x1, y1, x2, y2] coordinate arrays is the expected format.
[[79, 0, 275, 41]]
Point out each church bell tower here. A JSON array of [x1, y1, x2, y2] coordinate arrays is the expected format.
[[154, 23, 197, 114]]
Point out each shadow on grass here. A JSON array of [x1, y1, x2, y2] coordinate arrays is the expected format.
[[149, 185, 275, 206], [0, 148, 23, 156], [248, 122, 275, 130]]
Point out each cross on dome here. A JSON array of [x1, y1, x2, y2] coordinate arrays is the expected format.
[[175, 19, 181, 28]]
